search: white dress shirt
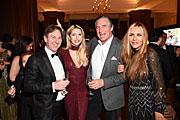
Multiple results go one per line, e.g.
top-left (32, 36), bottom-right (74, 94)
top-left (162, 45), bottom-right (166, 50)
top-left (45, 46), bottom-right (65, 101)
top-left (91, 35), bottom-right (113, 79)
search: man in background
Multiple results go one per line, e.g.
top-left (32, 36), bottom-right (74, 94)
top-left (149, 30), bottom-right (174, 94)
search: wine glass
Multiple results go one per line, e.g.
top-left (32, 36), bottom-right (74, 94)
top-left (87, 72), bottom-right (94, 96)
top-left (61, 72), bottom-right (69, 96)
top-left (0, 58), bottom-right (4, 65)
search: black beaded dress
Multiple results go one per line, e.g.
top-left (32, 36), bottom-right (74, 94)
top-left (128, 46), bottom-right (166, 120)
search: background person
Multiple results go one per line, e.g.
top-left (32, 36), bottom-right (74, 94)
top-left (0, 33), bottom-right (15, 57)
top-left (148, 30), bottom-right (174, 94)
top-left (9, 35), bottom-right (33, 84)
top-left (8, 51), bottom-right (33, 120)
top-left (161, 32), bottom-right (176, 77)
top-left (0, 35), bottom-right (17, 120)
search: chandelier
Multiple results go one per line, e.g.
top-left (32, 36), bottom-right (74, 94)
top-left (92, 0), bottom-right (111, 15)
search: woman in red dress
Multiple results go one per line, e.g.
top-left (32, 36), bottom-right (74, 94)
top-left (58, 24), bottom-right (89, 120)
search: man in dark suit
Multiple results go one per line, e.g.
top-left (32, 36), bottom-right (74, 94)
top-left (162, 32), bottom-right (176, 72)
top-left (86, 16), bottom-right (125, 120)
top-left (24, 25), bottom-right (70, 120)
top-left (149, 30), bottom-right (174, 94)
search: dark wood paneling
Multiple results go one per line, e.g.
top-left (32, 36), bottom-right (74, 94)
top-left (43, 12), bottom-right (65, 29)
top-left (0, 0), bottom-right (39, 51)
top-left (177, 0), bottom-right (180, 25)
top-left (129, 10), bottom-right (151, 32)
top-left (118, 21), bottom-right (128, 40)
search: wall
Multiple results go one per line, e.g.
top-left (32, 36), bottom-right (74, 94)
top-left (153, 12), bottom-right (177, 28)
top-left (38, 11), bottom-right (177, 31)
top-left (0, 0), bottom-right (39, 51)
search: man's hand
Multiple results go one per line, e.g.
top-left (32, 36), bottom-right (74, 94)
top-left (54, 79), bottom-right (70, 91)
top-left (88, 79), bottom-right (104, 90)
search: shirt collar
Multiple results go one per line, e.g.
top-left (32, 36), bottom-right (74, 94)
top-left (98, 35), bottom-right (114, 46)
top-left (45, 46), bottom-right (56, 57)
top-left (150, 42), bottom-right (158, 45)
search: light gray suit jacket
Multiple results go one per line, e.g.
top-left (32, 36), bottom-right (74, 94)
top-left (88, 36), bottom-right (125, 111)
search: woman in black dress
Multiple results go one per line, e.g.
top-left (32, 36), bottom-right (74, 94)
top-left (8, 51), bottom-right (33, 120)
top-left (120, 22), bottom-right (166, 120)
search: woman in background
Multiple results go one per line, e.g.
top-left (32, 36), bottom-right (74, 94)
top-left (120, 22), bottom-right (166, 120)
top-left (1, 34), bottom-right (15, 57)
top-left (0, 35), bottom-right (17, 120)
top-left (8, 51), bottom-right (33, 120)
top-left (9, 35), bottom-right (33, 83)
top-left (58, 24), bottom-right (89, 120)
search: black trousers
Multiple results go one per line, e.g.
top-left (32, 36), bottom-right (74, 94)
top-left (53, 101), bottom-right (62, 120)
top-left (19, 96), bottom-right (32, 120)
top-left (32, 101), bottom-right (62, 120)
top-left (86, 90), bottom-right (120, 120)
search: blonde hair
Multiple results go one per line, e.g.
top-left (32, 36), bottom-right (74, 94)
top-left (121, 22), bottom-right (149, 81)
top-left (64, 24), bottom-right (88, 68)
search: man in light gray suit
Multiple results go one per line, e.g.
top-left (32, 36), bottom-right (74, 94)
top-left (86, 16), bottom-right (125, 120)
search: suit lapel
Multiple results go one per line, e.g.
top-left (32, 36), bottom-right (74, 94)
top-left (41, 49), bottom-right (56, 81)
top-left (89, 37), bottom-right (98, 60)
top-left (89, 37), bottom-right (119, 78)
top-left (101, 37), bottom-right (118, 77)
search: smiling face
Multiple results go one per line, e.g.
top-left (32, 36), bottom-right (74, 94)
top-left (69, 28), bottom-right (82, 46)
top-left (44, 29), bottom-right (62, 52)
top-left (95, 18), bottom-right (113, 45)
top-left (129, 26), bottom-right (144, 50)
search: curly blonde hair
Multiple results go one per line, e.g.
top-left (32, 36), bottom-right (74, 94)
top-left (64, 24), bottom-right (88, 68)
top-left (121, 22), bottom-right (149, 81)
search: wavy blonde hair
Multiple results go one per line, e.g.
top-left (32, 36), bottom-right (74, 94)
top-left (121, 22), bottom-right (149, 81)
top-left (64, 24), bottom-right (88, 68)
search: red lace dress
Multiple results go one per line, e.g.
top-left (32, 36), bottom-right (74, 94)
top-left (59, 48), bottom-right (89, 120)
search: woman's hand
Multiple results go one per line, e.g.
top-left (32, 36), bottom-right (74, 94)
top-left (118, 62), bottom-right (124, 73)
top-left (8, 86), bottom-right (16, 98)
top-left (155, 112), bottom-right (167, 120)
top-left (56, 19), bottom-right (63, 31)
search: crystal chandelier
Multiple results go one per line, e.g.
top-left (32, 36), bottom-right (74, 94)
top-left (92, 0), bottom-right (111, 15)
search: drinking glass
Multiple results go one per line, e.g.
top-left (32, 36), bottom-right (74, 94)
top-left (87, 72), bottom-right (94, 96)
top-left (61, 72), bottom-right (69, 96)
top-left (0, 58), bottom-right (4, 65)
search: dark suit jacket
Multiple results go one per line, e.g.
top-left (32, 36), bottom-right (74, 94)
top-left (149, 43), bottom-right (174, 92)
top-left (88, 36), bottom-right (125, 111)
top-left (166, 45), bottom-right (176, 71)
top-left (24, 49), bottom-right (61, 120)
